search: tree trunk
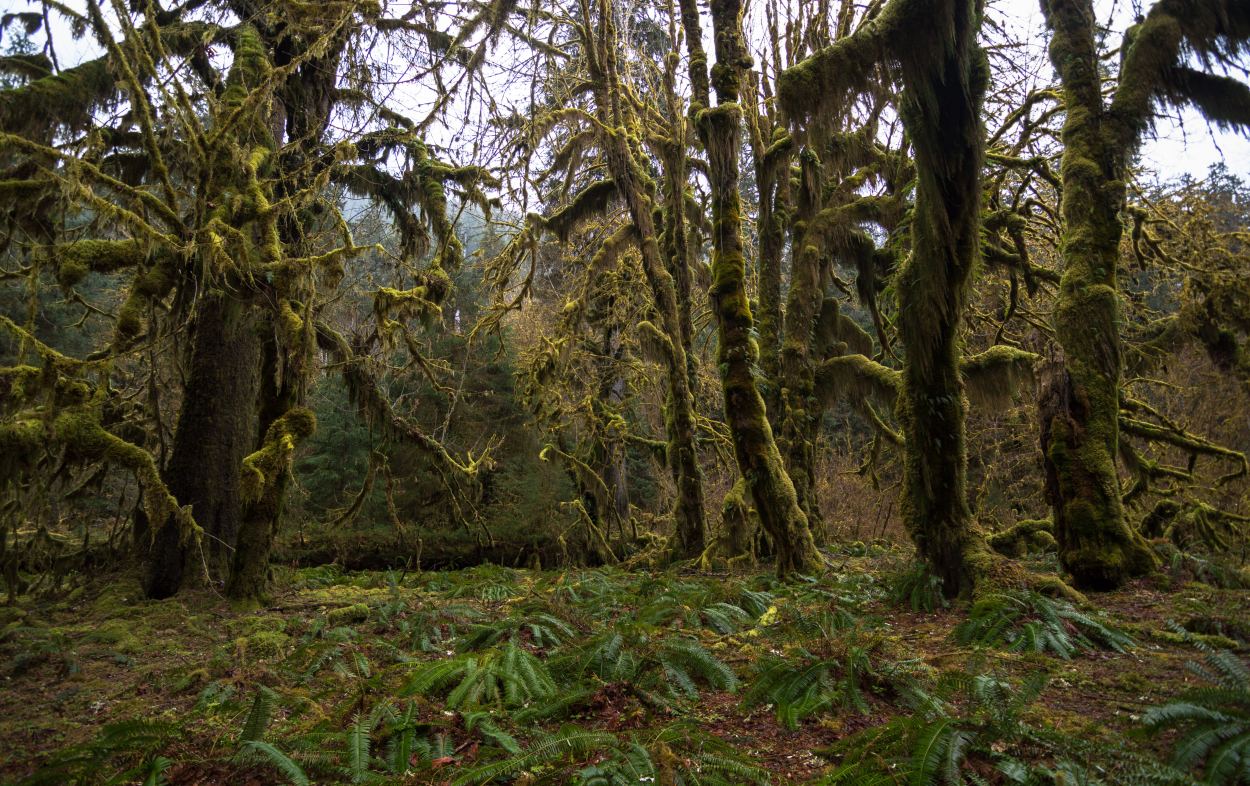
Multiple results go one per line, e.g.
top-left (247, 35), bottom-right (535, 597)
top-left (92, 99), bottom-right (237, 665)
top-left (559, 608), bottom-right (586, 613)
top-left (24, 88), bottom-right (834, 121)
top-left (585, 4), bottom-right (706, 559)
top-left (778, 171), bottom-right (829, 539)
top-left (698, 0), bottom-right (821, 577)
top-left (600, 326), bottom-right (631, 545)
top-left (226, 330), bottom-right (315, 605)
top-left (1039, 0), bottom-right (1157, 589)
top-left (893, 0), bottom-right (989, 599)
top-left (753, 124), bottom-right (790, 432)
top-left (144, 293), bottom-right (262, 599)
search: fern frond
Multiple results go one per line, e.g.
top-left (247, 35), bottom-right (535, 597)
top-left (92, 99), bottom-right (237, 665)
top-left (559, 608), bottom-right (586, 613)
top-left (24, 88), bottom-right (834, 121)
top-left (238, 741), bottom-right (311, 786)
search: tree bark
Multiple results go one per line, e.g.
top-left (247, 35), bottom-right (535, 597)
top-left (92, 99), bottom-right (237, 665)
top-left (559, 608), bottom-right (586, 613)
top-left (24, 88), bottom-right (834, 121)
top-left (144, 293), bottom-right (262, 599)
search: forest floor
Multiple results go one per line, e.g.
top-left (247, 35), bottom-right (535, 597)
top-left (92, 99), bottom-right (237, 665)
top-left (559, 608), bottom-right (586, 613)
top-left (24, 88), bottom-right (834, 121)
top-left (1, 546), bottom-right (1246, 785)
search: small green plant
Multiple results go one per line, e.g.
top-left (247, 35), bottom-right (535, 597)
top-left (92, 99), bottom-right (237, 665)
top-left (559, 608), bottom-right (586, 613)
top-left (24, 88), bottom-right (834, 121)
top-left (954, 591), bottom-right (1133, 658)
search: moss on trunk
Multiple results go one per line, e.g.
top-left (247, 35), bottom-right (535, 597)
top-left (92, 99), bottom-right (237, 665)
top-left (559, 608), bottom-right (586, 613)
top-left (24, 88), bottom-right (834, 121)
top-left (1039, 0), bottom-right (1160, 589)
top-left (891, 0), bottom-right (989, 599)
top-left (226, 405), bottom-right (316, 606)
top-left (694, 0), bottom-right (821, 577)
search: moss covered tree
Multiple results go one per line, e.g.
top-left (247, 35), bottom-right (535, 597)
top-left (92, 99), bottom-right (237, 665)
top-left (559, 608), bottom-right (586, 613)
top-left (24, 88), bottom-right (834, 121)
top-left (671, 0), bottom-right (824, 576)
top-left (0, 0), bottom-right (506, 604)
top-left (1038, 0), bottom-right (1250, 589)
top-left (781, 0), bottom-right (995, 596)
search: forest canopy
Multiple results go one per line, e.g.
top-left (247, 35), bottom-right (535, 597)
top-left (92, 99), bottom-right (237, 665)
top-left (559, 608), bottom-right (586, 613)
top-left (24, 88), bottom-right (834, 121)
top-left (1, 0), bottom-right (1250, 782)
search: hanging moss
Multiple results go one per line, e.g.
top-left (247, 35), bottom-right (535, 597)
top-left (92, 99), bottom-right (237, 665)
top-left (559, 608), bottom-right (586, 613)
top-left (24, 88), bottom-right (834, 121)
top-left (0, 57), bottom-right (115, 136)
top-left (52, 239), bottom-right (145, 289)
top-left (960, 346), bottom-right (1037, 409)
top-left (814, 353), bottom-right (901, 411)
top-left (49, 402), bottom-right (191, 543)
top-left (542, 179), bottom-right (617, 243)
top-left (814, 298), bottom-right (874, 358)
top-left (0, 21), bottom-right (219, 136)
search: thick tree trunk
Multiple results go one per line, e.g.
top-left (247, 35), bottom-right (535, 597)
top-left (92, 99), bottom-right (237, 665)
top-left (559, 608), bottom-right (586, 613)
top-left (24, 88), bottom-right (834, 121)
top-left (144, 294), bottom-right (262, 599)
top-left (894, 0), bottom-right (988, 599)
top-left (698, 0), bottom-right (821, 577)
top-left (1039, 0), bottom-right (1157, 589)
top-left (221, 26), bottom-right (342, 604)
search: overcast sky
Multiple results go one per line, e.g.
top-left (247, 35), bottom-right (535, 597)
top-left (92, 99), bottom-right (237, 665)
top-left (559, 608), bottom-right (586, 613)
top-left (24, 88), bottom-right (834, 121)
top-left (9, 0), bottom-right (1249, 180)
top-left (992, 0), bottom-right (1250, 179)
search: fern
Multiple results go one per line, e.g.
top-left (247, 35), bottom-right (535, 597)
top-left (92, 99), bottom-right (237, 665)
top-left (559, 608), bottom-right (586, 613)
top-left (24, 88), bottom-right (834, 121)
top-left (238, 741), bottom-right (311, 786)
top-left (656, 636), bottom-right (738, 699)
top-left (238, 686), bottom-right (279, 743)
top-left (817, 669), bottom-right (1049, 786)
top-left (402, 642), bottom-right (556, 708)
top-left (1144, 645), bottom-right (1250, 785)
top-left (463, 709), bottom-right (523, 754)
top-left (17, 718), bottom-right (180, 786)
top-left (451, 726), bottom-right (619, 784)
top-left (746, 655), bottom-right (842, 728)
top-left (888, 562), bottom-right (948, 613)
top-left (461, 611), bottom-right (575, 652)
top-left (954, 591), bottom-right (1133, 658)
top-left (347, 712), bottom-right (374, 782)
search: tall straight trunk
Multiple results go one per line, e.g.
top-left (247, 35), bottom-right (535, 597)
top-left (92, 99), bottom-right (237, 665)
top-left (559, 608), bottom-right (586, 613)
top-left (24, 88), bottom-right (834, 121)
top-left (600, 326), bottom-right (631, 544)
top-left (894, 0), bottom-right (988, 599)
top-left (697, 0), bottom-right (821, 577)
top-left (144, 294), bottom-right (261, 598)
top-left (1038, 0), bottom-right (1157, 589)
top-left (225, 344), bottom-right (315, 605)
top-left (753, 128), bottom-right (790, 430)
top-left (778, 179), bottom-right (829, 538)
top-left (586, 1), bottom-right (706, 559)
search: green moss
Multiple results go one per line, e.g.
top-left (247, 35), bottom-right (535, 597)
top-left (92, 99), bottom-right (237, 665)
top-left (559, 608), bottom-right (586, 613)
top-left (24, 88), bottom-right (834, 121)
top-left (85, 620), bottom-right (140, 653)
top-left (239, 630), bottom-right (290, 659)
top-left (229, 615), bottom-right (287, 636)
top-left (326, 603), bottom-right (370, 625)
top-left (240, 407), bottom-right (318, 504)
top-left (1039, 0), bottom-right (1162, 590)
top-left (988, 519), bottom-right (1057, 558)
top-left (52, 239), bottom-right (144, 289)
